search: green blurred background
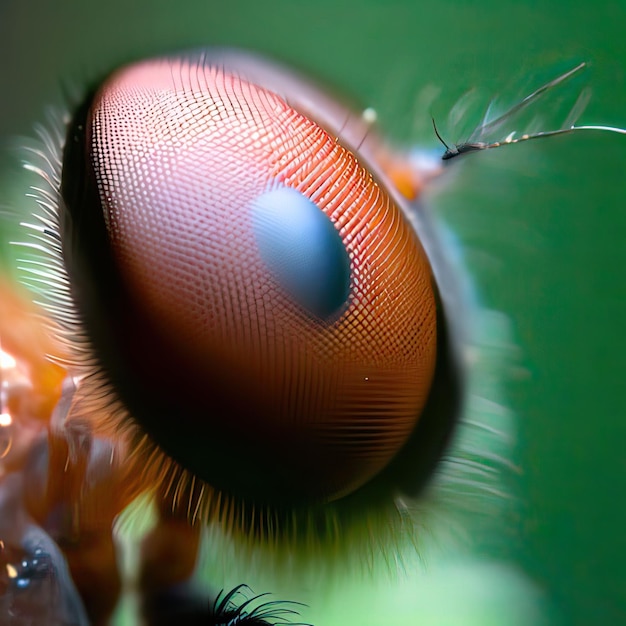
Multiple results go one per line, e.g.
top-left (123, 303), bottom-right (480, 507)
top-left (1, 1), bottom-right (625, 624)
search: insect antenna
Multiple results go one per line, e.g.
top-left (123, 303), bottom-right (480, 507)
top-left (473, 62), bottom-right (587, 140)
top-left (437, 61), bottom-right (626, 160)
top-left (431, 116), bottom-right (452, 151)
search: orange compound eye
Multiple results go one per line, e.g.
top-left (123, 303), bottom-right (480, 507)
top-left (60, 53), bottom-right (449, 506)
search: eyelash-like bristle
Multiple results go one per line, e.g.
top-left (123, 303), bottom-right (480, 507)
top-left (14, 108), bottom-right (91, 364)
top-left (208, 584), bottom-right (309, 626)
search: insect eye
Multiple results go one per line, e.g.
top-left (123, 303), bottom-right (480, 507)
top-left (58, 51), bottom-right (461, 513)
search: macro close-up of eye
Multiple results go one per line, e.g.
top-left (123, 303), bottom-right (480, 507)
top-left (58, 50), bottom-right (456, 511)
top-left (2, 48), bottom-right (471, 626)
top-left (1, 3), bottom-right (626, 625)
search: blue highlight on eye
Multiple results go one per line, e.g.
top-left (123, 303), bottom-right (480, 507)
top-left (251, 186), bottom-right (351, 319)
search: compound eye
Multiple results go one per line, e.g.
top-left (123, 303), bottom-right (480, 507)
top-left (61, 56), bottom-right (438, 505)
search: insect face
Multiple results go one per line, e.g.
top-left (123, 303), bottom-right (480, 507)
top-left (5, 48), bottom-right (623, 624)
